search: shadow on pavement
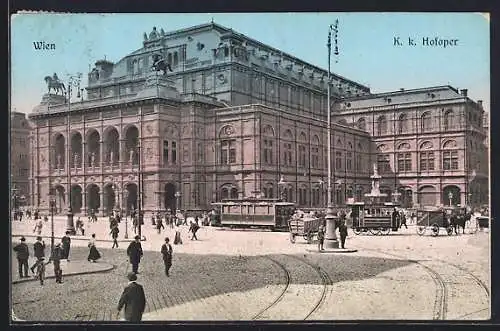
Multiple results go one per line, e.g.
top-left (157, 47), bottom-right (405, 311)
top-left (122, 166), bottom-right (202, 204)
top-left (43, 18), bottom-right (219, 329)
top-left (12, 246), bottom-right (412, 321)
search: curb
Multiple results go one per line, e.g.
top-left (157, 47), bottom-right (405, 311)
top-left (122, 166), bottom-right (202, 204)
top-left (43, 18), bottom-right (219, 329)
top-left (12, 234), bottom-right (131, 244)
top-left (12, 262), bottom-right (115, 284)
top-left (306, 248), bottom-right (358, 253)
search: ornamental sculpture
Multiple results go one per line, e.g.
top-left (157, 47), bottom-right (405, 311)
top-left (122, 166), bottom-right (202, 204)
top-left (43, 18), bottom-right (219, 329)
top-left (151, 53), bottom-right (172, 75)
top-left (44, 73), bottom-right (66, 95)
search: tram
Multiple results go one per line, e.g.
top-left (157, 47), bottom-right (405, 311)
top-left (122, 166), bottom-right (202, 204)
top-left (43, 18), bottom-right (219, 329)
top-left (211, 198), bottom-right (296, 231)
top-left (348, 201), bottom-right (400, 235)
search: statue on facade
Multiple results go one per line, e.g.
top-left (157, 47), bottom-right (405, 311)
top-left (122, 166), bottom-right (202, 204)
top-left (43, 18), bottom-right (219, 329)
top-left (160, 28), bottom-right (165, 36)
top-left (129, 149), bottom-right (134, 164)
top-left (373, 163), bottom-right (378, 177)
top-left (57, 154), bottom-right (62, 169)
top-left (149, 27), bottom-right (159, 40)
top-left (109, 151), bottom-right (114, 165)
top-left (74, 153), bottom-right (79, 168)
top-left (90, 152), bottom-right (95, 167)
top-left (151, 53), bottom-right (172, 75)
top-left (143, 32), bottom-right (148, 41)
top-left (44, 72), bottom-right (66, 95)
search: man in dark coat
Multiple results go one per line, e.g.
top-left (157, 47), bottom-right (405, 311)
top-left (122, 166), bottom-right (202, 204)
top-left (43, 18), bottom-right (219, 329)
top-left (339, 219), bottom-right (348, 249)
top-left (161, 237), bottom-right (173, 277)
top-left (392, 208), bottom-right (400, 229)
top-left (117, 272), bottom-right (146, 322)
top-left (49, 243), bottom-right (63, 283)
top-left (13, 237), bottom-right (29, 278)
top-left (30, 236), bottom-right (46, 274)
top-left (61, 231), bottom-right (71, 260)
top-left (127, 236), bottom-right (143, 274)
top-left (110, 224), bottom-right (120, 249)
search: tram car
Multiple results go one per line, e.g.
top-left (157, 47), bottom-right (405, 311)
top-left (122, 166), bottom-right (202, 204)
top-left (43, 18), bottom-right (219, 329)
top-left (211, 198), bottom-right (296, 231)
top-left (348, 201), bottom-right (400, 235)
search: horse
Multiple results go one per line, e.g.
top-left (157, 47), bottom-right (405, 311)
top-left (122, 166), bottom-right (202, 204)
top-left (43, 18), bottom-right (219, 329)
top-left (151, 54), bottom-right (173, 75)
top-left (449, 212), bottom-right (468, 234)
top-left (44, 76), bottom-right (66, 95)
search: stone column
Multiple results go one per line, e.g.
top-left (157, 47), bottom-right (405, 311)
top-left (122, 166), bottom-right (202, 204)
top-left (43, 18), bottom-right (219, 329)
top-left (82, 186), bottom-right (87, 216)
top-left (100, 190), bottom-right (105, 217)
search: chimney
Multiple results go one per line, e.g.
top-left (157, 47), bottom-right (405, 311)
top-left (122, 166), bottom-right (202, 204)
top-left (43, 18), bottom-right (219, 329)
top-left (460, 89), bottom-right (468, 97)
top-left (477, 100), bottom-right (483, 108)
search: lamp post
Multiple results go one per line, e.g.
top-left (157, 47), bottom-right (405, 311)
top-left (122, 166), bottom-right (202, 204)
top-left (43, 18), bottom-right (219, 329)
top-left (64, 72), bottom-right (82, 235)
top-left (448, 191), bottom-right (453, 207)
top-left (318, 179), bottom-right (325, 207)
top-left (278, 176), bottom-right (287, 202)
top-left (124, 189), bottom-right (129, 239)
top-left (175, 191), bottom-right (181, 212)
top-left (49, 192), bottom-right (56, 253)
top-left (325, 21), bottom-right (340, 249)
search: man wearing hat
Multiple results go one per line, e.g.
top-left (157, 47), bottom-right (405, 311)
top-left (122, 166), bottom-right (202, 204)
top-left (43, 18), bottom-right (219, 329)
top-left (317, 225), bottom-right (325, 251)
top-left (13, 237), bottom-right (29, 278)
top-left (49, 243), bottom-right (63, 283)
top-left (30, 236), bottom-right (46, 275)
top-left (117, 272), bottom-right (146, 322)
top-left (126, 236), bottom-right (143, 274)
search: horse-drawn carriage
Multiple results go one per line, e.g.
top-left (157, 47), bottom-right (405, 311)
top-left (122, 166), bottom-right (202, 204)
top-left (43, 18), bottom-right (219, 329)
top-left (349, 201), bottom-right (400, 235)
top-left (416, 206), bottom-right (476, 236)
top-left (288, 211), bottom-right (324, 243)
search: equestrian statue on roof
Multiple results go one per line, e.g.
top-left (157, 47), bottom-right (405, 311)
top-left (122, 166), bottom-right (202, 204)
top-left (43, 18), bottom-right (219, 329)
top-left (151, 53), bottom-right (173, 75)
top-left (44, 73), bottom-right (66, 95)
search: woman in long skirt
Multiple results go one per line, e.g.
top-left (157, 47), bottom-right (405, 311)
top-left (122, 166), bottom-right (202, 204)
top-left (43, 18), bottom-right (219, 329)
top-left (87, 233), bottom-right (101, 262)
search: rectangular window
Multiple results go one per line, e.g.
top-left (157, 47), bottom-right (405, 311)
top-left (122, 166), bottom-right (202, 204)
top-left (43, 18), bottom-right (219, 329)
top-left (346, 152), bottom-right (353, 171)
top-left (171, 142), bottom-right (177, 164)
top-left (377, 154), bottom-right (391, 173)
top-left (335, 151), bottom-right (342, 170)
top-left (311, 147), bottom-right (319, 168)
top-left (221, 140), bottom-right (236, 164)
top-left (355, 154), bottom-right (362, 171)
top-left (419, 151), bottom-right (434, 171)
top-left (264, 140), bottom-right (273, 165)
top-left (163, 141), bottom-right (169, 165)
top-left (397, 152), bottom-right (412, 172)
top-left (283, 143), bottom-right (292, 166)
top-left (299, 145), bottom-right (306, 167)
top-left (197, 143), bottom-right (204, 162)
top-left (442, 151), bottom-right (458, 170)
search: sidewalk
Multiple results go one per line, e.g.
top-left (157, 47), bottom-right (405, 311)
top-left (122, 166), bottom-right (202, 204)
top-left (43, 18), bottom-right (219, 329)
top-left (12, 259), bottom-right (114, 284)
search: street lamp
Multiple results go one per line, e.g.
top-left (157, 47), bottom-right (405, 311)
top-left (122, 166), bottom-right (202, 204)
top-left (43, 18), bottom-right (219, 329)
top-left (325, 21), bottom-right (340, 249)
top-left (175, 191), bottom-right (181, 212)
top-left (448, 192), bottom-right (453, 207)
top-left (49, 192), bottom-right (56, 253)
top-left (278, 176), bottom-right (287, 202)
top-left (124, 189), bottom-right (129, 239)
top-left (63, 72), bottom-right (82, 235)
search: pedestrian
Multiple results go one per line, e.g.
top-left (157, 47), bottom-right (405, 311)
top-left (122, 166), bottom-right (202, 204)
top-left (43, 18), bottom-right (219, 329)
top-left (35, 257), bottom-right (49, 285)
top-left (13, 236), bottom-right (29, 278)
top-left (161, 237), bottom-right (173, 277)
top-left (151, 213), bottom-right (156, 226)
top-left (173, 230), bottom-right (183, 245)
top-left (110, 224), bottom-right (120, 249)
top-left (87, 234), bottom-right (101, 262)
top-left (30, 236), bottom-right (46, 275)
top-left (116, 272), bottom-right (146, 322)
top-left (392, 208), bottom-right (400, 229)
top-left (189, 221), bottom-right (199, 240)
top-left (317, 226), bottom-right (325, 251)
top-left (132, 216), bottom-right (139, 235)
top-left (27, 209), bottom-right (32, 220)
top-left (75, 217), bottom-right (84, 235)
top-left (44, 215), bottom-right (48, 222)
top-left (399, 211), bottom-right (408, 229)
top-left (33, 218), bottom-right (43, 236)
top-left (156, 215), bottom-right (164, 234)
top-left (34, 209), bottom-right (39, 220)
top-left (48, 243), bottom-right (63, 283)
top-left (61, 231), bottom-right (71, 261)
top-left (339, 219), bottom-right (348, 249)
top-left (127, 235), bottom-right (143, 274)
top-left (19, 210), bottom-right (24, 222)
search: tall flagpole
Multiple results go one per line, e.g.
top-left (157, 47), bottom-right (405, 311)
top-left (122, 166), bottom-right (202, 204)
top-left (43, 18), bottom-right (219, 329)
top-left (324, 20), bottom-right (340, 249)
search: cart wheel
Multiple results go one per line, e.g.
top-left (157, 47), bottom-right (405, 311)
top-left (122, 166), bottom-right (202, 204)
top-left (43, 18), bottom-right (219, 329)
top-left (353, 227), bottom-right (361, 235)
top-left (369, 228), bottom-right (381, 236)
top-left (417, 226), bottom-right (426, 236)
top-left (447, 226), bottom-right (454, 236)
top-left (431, 224), bottom-right (439, 236)
top-left (289, 233), bottom-right (296, 244)
top-left (306, 232), bottom-right (313, 244)
top-left (380, 228), bottom-right (390, 235)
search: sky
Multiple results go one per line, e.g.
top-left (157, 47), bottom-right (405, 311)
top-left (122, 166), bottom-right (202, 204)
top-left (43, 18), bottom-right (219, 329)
top-left (10, 12), bottom-right (490, 114)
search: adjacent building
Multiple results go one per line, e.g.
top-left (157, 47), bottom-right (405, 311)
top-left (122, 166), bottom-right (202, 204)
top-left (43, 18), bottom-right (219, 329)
top-left (10, 111), bottom-right (31, 208)
top-left (27, 23), bottom-right (488, 216)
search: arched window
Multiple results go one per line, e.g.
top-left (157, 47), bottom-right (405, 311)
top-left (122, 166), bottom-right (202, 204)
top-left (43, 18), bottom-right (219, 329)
top-left (442, 140), bottom-right (459, 170)
top-left (398, 114), bottom-right (408, 134)
top-left (377, 116), bottom-right (387, 135)
top-left (421, 112), bottom-right (432, 132)
top-left (443, 109), bottom-right (454, 131)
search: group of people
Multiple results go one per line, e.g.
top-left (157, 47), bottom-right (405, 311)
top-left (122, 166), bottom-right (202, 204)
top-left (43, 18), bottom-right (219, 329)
top-left (12, 232), bottom-right (72, 285)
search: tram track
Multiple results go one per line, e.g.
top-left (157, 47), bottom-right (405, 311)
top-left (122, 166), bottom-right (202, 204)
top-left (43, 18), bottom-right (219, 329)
top-left (252, 254), bottom-right (330, 320)
top-left (354, 244), bottom-right (489, 320)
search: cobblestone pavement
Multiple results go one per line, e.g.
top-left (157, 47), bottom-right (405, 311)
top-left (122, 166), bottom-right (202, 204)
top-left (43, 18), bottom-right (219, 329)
top-left (11, 217), bottom-right (490, 321)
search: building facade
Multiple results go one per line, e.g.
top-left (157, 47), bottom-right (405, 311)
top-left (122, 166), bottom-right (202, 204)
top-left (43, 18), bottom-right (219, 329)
top-left (27, 23), bottom-right (488, 215)
top-left (10, 111), bottom-right (31, 208)
top-left (332, 86), bottom-right (489, 208)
